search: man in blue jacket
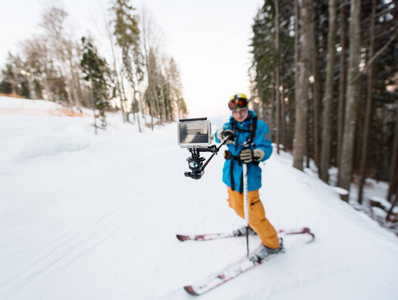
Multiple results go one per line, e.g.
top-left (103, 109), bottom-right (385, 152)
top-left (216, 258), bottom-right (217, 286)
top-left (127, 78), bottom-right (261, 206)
top-left (215, 93), bottom-right (282, 262)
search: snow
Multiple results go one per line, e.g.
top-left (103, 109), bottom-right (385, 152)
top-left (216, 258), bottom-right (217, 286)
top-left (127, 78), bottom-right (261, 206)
top-left (1, 97), bottom-right (398, 300)
top-left (0, 96), bottom-right (63, 110)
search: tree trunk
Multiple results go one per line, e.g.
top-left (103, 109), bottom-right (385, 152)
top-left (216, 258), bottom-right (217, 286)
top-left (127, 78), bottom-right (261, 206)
top-left (293, 0), bottom-right (314, 171)
top-left (121, 76), bottom-right (129, 122)
top-left (386, 187), bottom-right (398, 222)
top-left (337, 0), bottom-right (348, 174)
top-left (312, 13), bottom-right (321, 173)
top-left (105, 14), bottom-right (125, 122)
top-left (338, 0), bottom-right (361, 202)
top-left (270, 72), bottom-right (275, 140)
top-left (293, 0), bottom-right (299, 153)
top-left (357, 0), bottom-right (376, 204)
top-left (67, 53), bottom-right (81, 110)
top-left (320, 0), bottom-right (337, 183)
top-left (280, 77), bottom-right (286, 148)
top-left (387, 106), bottom-right (398, 203)
top-left (275, 0), bottom-right (281, 154)
top-left (133, 90), bottom-right (142, 132)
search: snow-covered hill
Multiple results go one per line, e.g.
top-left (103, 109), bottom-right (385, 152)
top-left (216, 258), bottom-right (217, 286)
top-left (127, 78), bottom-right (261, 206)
top-left (1, 97), bottom-right (398, 300)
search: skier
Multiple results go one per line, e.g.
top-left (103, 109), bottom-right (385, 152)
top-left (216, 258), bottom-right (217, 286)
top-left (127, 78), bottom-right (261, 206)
top-left (215, 93), bottom-right (283, 262)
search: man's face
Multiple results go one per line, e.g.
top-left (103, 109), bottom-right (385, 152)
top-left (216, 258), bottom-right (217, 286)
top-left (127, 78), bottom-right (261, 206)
top-left (232, 108), bottom-right (248, 122)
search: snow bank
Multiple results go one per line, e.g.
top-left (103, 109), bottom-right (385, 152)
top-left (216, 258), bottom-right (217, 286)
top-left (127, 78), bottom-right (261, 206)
top-left (14, 125), bottom-right (91, 162)
top-left (0, 115), bottom-right (92, 166)
top-left (0, 96), bottom-right (63, 110)
top-left (0, 96), bottom-right (92, 117)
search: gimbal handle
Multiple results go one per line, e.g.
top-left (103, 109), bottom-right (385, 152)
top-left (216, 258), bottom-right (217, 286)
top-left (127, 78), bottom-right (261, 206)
top-left (185, 134), bottom-right (232, 179)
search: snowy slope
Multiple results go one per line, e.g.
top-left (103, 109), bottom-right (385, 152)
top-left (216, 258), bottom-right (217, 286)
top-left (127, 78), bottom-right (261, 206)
top-left (1, 97), bottom-right (398, 300)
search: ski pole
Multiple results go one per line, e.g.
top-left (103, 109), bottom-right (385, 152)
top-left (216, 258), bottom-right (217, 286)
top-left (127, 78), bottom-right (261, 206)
top-left (243, 162), bottom-right (250, 258)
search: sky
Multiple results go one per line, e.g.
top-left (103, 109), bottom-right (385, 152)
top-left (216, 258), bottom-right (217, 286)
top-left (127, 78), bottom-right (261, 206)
top-left (0, 0), bottom-right (264, 117)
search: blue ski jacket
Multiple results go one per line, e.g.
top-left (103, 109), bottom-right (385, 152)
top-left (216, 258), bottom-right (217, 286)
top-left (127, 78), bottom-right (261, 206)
top-left (215, 111), bottom-right (272, 192)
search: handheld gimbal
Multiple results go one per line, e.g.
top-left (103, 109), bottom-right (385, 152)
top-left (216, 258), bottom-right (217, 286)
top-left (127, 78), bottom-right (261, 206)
top-left (184, 139), bottom-right (229, 180)
top-left (177, 117), bottom-right (235, 180)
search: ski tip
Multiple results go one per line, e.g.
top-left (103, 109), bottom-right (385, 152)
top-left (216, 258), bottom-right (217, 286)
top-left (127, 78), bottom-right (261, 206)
top-left (176, 234), bottom-right (189, 242)
top-left (304, 228), bottom-right (316, 243)
top-left (184, 285), bottom-right (199, 296)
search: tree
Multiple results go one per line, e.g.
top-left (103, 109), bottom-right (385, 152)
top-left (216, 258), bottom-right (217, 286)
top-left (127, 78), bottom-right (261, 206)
top-left (1, 53), bottom-right (19, 95)
top-left (111, 0), bottom-right (142, 124)
top-left (338, 0), bottom-right (361, 201)
top-left (40, 5), bottom-right (82, 108)
top-left (310, 1), bottom-right (327, 172)
top-left (293, 0), bottom-right (314, 171)
top-left (320, 0), bottom-right (337, 183)
top-left (248, 0), bottom-right (398, 211)
top-left (357, 0), bottom-right (376, 204)
top-left (249, 5), bottom-right (276, 126)
top-left (337, 0), bottom-right (348, 169)
top-left (249, 0), bottom-right (295, 148)
top-left (141, 6), bottom-right (167, 128)
top-left (81, 36), bottom-right (110, 132)
top-left (275, 0), bottom-right (281, 154)
top-left (166, 57), bottom-right (188, 119)
top-left (387, 105), bottom-right (398, 203)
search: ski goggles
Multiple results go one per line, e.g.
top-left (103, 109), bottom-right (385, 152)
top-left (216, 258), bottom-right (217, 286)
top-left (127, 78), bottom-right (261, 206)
top-left (228, 98), bottom-right (248, 111)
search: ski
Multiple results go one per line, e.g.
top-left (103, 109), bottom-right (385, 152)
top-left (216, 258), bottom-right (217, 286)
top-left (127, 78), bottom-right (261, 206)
top-left (183, 251), bottom-right (282, 296)
top-left (176, 231), bottom-right (236, 242)
top-left (182, 229), bottom-right (315, 296)
top-left (177, 227), bottom-right (315, 243)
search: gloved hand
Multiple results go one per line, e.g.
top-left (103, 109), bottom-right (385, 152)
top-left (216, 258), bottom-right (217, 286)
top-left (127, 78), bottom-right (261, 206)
top-left (239, 148), bottom-right (265, 163)
top-left (216, 129), bottom-right (236, 144)
top-left (253, 149), bottom-right (265, 161)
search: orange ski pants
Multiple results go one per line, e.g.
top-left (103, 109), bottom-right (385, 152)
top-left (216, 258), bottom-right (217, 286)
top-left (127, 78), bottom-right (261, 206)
top-left (227, 187), bottom-right (280, 249)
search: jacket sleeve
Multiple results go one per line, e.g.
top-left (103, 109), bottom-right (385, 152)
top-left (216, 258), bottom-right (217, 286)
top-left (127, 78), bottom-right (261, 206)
top-left (254, 120), bottom-right (273, 161)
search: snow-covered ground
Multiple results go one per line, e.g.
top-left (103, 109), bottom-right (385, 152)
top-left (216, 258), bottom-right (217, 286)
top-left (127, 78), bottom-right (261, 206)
top-left (1, 97), bottom-right (398, 300)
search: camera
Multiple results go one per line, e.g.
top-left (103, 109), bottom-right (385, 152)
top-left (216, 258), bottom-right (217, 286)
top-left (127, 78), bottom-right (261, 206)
top-left (178, 118), bottom-right (212, 148)
top-left (178, 118), bottom-right (233, 180)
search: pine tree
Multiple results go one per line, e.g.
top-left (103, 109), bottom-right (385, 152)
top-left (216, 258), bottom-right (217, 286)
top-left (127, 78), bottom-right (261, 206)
top-left (249, 0), bottom-right (295, 147)
top-left (1, 53), bottom-right (19, 95)
top-left (111, 0), bottom-right (142, 124)
top-left (338, 0), bottom-right (361, 201)
top-left (320, 0), bottom-right (337, 183)
top-left (166, 57), bottom-right (188, 119)
top-left (80, 36), bottom-right (110, 131)
top-left (293, 0), bottom-right (314, 171)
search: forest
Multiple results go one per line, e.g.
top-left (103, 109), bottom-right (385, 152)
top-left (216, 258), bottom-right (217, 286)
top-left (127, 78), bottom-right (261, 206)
top-left (249, 0), bottom-right (398, 209)
top-left (1, 0), bottom-right (397, 211)
top-left (0, 0), bottom-right (188, 131)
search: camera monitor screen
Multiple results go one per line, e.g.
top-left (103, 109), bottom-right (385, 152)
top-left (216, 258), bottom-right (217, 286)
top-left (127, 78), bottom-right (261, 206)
top-left (178, 118), bottom-right (211, 148)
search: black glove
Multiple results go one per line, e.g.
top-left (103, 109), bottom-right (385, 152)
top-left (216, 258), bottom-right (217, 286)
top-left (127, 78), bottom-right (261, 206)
top-left (217, 129), bottom-right (236, 144)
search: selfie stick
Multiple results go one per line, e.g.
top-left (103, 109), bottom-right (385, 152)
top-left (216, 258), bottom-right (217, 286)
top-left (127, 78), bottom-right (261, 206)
top-left (198, 136), bottom-right (231, 172)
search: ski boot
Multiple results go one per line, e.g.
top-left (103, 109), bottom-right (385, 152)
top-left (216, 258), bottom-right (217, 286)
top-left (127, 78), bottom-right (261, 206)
top-left (250, 238), bottom-right (284, 263)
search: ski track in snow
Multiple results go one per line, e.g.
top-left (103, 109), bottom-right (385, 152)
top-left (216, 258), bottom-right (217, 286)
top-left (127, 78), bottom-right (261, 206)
top-left (1, 98), bottom-right (398, 300)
